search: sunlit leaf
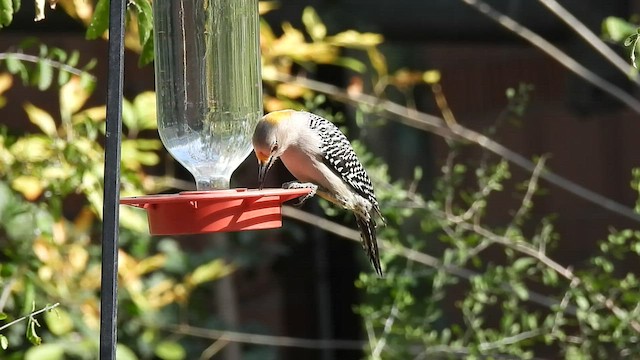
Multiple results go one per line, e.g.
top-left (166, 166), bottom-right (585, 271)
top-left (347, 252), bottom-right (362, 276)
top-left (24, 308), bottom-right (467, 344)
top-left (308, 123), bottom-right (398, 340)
top-left (34, 0), bottom-right (45, 21)
top-left (72, 105), bottom-right (106, 124)
top-left (44, 308), bottom-right (74, 335)
top-left (0, 0), bottom-right (13, 27)
top-left (132, 91), bottom-right (157, 130)
top-left (24, 103), bottom-right (57, 137)
top-left (155, 341), bottom-right (186, 360)
top-left (12, 175), bottom-right (45, 200)
top-left (60, 76), bottom-right (91, 115)
top-left (423, 70), bottom-right (441, 84)
top-left (116, 344), bottom-right (139, 360)
top-left (302, 7), bottom-right (326, 41)
top-left (258, 1), bottom-right (278, 15)
top-left (0, 334), bottom-right (7, 350)
top-left (602, 16), bottom-right (637, 42)
top-left (367, 47), bottom-right (387, 78)
top-left (276, 83), bottom-right (309, 99)
top-left (25, 343), bottom-right (65, 360)
top-left (0, 312), bottom-right (6, 320)
top-left (0, 73), bottom-right (12, 108)
top-left (326, 30), bottom-right (384, 48)
top-left (186, 259), bottom-right (235, 288)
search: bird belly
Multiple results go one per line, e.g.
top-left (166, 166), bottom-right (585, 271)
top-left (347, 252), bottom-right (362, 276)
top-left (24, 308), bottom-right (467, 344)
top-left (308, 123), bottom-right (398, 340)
top-left (280, 148), bottom-right (359, 209)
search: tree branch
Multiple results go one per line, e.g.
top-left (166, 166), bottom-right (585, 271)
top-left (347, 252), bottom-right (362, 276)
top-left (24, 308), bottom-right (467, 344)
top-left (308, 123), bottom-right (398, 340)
top-left (0, 53), bottom-right (96, 80)
top-left (460, 0), bottom-right (640, 114)
top-left (162, 323), bottom-right (364, 350)
top-left (0, 303), bottom-right (60, 332)
top-left (268, 73), bottom-right (640, 224)
top-left (281, 206), bottom-right (576, 315)
top-left (536, 0), bottom-right (638, 84)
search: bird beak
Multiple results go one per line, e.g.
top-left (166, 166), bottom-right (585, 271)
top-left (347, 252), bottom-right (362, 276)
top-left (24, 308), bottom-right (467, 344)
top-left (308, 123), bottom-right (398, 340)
top-left (258, 156), bottom-right (274, 190)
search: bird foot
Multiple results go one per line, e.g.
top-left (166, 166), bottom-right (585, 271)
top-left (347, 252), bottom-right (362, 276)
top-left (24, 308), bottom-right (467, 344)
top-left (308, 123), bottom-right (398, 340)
top-left (283, 181), bottom-right (317, 206)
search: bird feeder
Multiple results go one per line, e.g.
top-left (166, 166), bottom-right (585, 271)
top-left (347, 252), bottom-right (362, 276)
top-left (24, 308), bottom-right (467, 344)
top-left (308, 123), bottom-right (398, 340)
top-left (120, 0), bottom-right (309, 235)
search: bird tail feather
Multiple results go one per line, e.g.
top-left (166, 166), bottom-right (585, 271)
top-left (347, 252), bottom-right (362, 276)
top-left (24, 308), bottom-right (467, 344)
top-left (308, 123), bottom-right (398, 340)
top-left (356, 214), bottom-right (383, 277)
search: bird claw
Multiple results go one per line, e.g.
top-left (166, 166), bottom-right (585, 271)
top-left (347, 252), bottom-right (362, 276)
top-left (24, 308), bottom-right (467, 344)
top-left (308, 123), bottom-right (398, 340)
top-left (283, 181), bottom-right (317, 206)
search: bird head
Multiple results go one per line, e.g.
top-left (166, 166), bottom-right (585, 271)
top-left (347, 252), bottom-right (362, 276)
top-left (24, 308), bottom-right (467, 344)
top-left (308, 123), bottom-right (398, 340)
top-left (252, 110), bottom-right (295, 189)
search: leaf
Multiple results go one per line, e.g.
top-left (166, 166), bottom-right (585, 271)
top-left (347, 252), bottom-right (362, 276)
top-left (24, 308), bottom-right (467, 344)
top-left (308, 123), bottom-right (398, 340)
top-left (186, 259), bottom-right (235, 288)
top-left (0, 312), bottom-right (7, 320)
top-left (367, 47), bottom-right (387, 78)
top-left (5, 54), bottom-right (26, 77)
top-left (24, 103), bottom-right (57, 136)
top-left (132, 91), bottom-right (157, 130)
top-left (333, 57), bottom-right (367, 73)
top-left (25, 343), bottom-right (65, 360)
top-left (12, 175), bottom-right (45, 200)
top-left (576, 296), bottom-right (590, 310)
top-left (10, 135), bottom-right (53, 162)
top-left (139, 33), bottom-right (155, 66)
top-left (36, 59), bottom-right (54, 90)
top-left (44, 308), bottom-right (74, 335)
top-left (0, 0), bottom-right (13, 27)
top-left (154, 341), bottom-right (186, 360)
top-left (624, 33), bottom-right (638, 46)
top-left (133, 0), bottom-right (153, 45)
top-left (302, 7), bottom-right (326, 41)
top-left (512, 257), bottom-right (536, 272)
top-left (258, 1), bottom-right (279, 15)
top-left (423, 70), bottom-right (441, 84)
top-left (511, 282), bottom-right (529, 300)
top-left (26, 316), bottom-right (42, 346)
top-left (86, 0), bottom-right (109, 39)
top-left (116, 344), bottom-right (139, 360)
top-left (34, 0), bottom-right (45, 21)
top-left (327, 30), bottom-right (384, 48)
top-left (60, 76), bottom-right (91, 115)
top-left (0, 334), bottom-right (7, 350)
top-left (602, 17), bottom-right (637, 42)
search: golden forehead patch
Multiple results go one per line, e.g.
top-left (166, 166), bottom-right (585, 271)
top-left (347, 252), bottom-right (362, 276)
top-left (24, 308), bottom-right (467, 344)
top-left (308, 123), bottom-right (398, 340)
top-left (264, 110), bottom-right (294, 124)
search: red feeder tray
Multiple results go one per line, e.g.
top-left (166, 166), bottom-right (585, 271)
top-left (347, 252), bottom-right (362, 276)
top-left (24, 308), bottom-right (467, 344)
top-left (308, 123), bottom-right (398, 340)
top-left (120, 188), bottom-right (311, 235)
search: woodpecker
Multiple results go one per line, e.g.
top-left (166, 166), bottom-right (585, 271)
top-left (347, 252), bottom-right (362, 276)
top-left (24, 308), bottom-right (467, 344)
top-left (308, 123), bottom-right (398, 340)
top-left (252, 109), bottom-right (384, 276)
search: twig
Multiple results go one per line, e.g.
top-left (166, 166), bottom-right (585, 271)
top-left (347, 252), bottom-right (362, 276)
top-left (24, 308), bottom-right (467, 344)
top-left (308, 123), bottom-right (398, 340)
top-left (0, 302), bottom-right (60, 332)
top-left (536, 0), bottom-right (638, 83)
top-left (200, 339), bottom-right (230, 359)
top-left (460, 0), bottom-right (640, 114)
top-left (479, 329), bottom-right (543, 351)
top-left (437, 209), bottom-right (640, 334)
top-left (282, 206), bottom-right (575, 315)
top-left (268, 73), bottom-right (640, 224)
top-left (0, 52), bottom-right (96, 80)
top-left (162, 323), bottom-right (364, 350)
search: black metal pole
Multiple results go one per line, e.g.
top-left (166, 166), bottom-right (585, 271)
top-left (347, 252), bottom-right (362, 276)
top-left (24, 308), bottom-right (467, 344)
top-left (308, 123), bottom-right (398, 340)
top-left (99, 0), bottom-right (126, 356)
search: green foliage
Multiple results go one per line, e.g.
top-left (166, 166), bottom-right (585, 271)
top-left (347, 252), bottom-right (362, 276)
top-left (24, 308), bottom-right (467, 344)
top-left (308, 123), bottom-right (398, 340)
top-left (602, 16), bottom-right (640, 68)
top-left (0, 0), bottom-right (20, 28)
top-left (86, 0), bottom-right (155, 66)
top-left (1, 41), bottom-right (96, 90)
top-left (0, 44), bottom-right (234, 359)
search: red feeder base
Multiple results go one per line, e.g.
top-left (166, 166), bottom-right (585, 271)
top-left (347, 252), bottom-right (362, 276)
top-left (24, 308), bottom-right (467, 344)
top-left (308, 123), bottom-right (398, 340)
top-left (120, 188), bottom-right (311, 235)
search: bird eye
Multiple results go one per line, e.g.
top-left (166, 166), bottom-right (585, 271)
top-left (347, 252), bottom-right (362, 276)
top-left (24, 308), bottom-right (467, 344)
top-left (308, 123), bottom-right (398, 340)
top-left (271, 143), bottom-right (279, 153)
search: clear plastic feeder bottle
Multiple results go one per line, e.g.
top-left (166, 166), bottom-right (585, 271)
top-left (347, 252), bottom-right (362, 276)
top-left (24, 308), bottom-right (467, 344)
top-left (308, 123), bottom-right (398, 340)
top-left (153, 0), bottom-right (262, 190)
